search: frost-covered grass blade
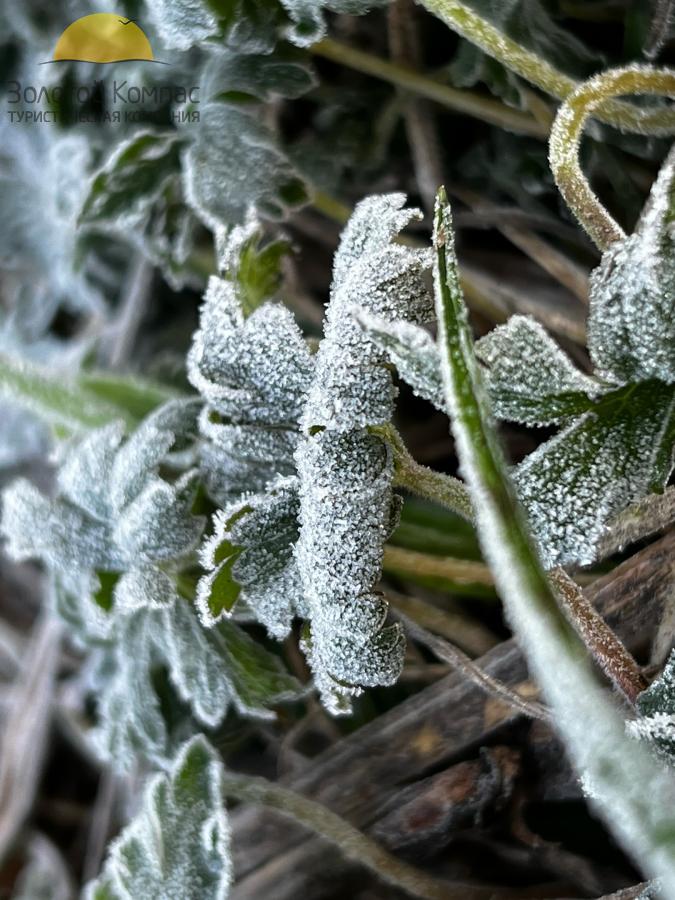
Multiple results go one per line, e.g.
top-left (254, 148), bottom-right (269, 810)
top-left (433, 186), bottom-right (675, 894)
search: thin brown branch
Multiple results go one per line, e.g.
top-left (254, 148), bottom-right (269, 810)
top-left (549, 568), bottom-right (647, 704)
top-left (399, 611), bottom-right (551, 721)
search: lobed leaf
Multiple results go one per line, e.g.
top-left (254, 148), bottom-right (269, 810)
top-left (197, 476), bottom-right (306, 637)
top-left (475, 314), bottom-right (603, 426)
top-left (588, 145), bottom-right (675, 385)
top-left (85, 736), bottom-right (231, 900)
top-left (184, 102), bottom-right (308, 228)
top-left (296, 194), bottom-right (431, 712)
top-left (515, 381), bottom-right (675, 566)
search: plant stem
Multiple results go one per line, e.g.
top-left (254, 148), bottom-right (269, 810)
top-left (383, 544), bottom-right (493, 587)
top-left (375, 423), bottom-right (474, 521)
top-left (399, 611), bottom-right (550, 720)
top-left (311, 37), bottom-right (548, 138)
top-left (550, 66), bottom-right (675, 250)
top-left (549, 568), bottom-right (648, 704)
top-left (312, 188), bottom-right (351, 224)
top-left (221, 772), bottom-right (509, 900)
top-left (417, 0), bottom-right (675, 135)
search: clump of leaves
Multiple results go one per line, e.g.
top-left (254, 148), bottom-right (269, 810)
top-left (362, 145), bottom-right (675, 567)
top-left (195, 194), bottom-right (432, 714)
top-left (0, 399), bottom-right (302, 768)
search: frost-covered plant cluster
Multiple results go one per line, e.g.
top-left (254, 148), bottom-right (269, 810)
top-left (362, 143), bottom-right (675, 569)
top-left (190, 195), bottom-right (431, 713)
top-left (5, 0), bottom-right (675, 897)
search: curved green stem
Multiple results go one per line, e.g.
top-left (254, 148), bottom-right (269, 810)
top-left (417, 0), bottom-right (675, 135)
top-left (373, 424), bottom-right (474, 521)
top-left (222, 772), bottom-right (511, 900)
top-left (550, 66), bottom-right (675, 250)
top-left (311, 37), bottom-right (548, 138)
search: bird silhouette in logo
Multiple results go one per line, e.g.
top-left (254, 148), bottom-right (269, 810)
top-left (47, 13), bottom-right (164, 64)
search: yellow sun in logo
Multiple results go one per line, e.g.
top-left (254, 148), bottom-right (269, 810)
top-left (52, 13), bottom-right (155, 64)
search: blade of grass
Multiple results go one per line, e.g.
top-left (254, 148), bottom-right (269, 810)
top-left (433, 186), bottom-right (675, 892)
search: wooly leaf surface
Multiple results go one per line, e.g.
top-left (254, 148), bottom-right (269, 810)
top-left (188, 221), bottom-right (313, 504)
top-left (0, 125), bottom-right (105, 317)
top-left (1, 401), bottom-right (302, 767)
top-left (204, 44), bottom-right (318, 103)
top-left (78, 130), bottom-right (197, 290)
top-left (296, 193), bottom-right (432, 713)
top-left (630, 651), bottom-right (675, 767)
top-left (197, 476), bottom-right (307, 638)
top-left (588, 145), bottom-right (675, 386)
top-left (279, 0), bottom-right (390, 45)
top-left (85, 735), bottom-right (231, 900)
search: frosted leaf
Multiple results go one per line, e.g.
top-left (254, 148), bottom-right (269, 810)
top-left (215, 214), bottom-right (291, 317)
top-left (144, 0), bottom-right (218, 51)
top-left (79, 131), bottom-right (185, 231)
top-left (53, 574), bottom-right (116, 647)
top-left (57, 422), bottom-right (125, 522)
top-left (85, 736), bottom-right (231, 900)
top-left (163, 599), bottom-right (250, 726)
top-left (0, 125), bottom-right (105, 316)
top-left (204, 46), bottom-right (317, 102)
top-left (302, 194), bottom-right (432, 432)
top-left (588, 145), bottom-right (675, 385)
top-left (281, 0), bottom-right (390, 46)
top-left (113, 471), bottom-right (204, 562)
top-left (296, 195), bottom-right (430, 711)
top-left (113, 567), bottom-right (175, 614)
top-left (354, 311), bottom-right (445, 411)
top-left (91, 619), bottom-right (169, 768)
top-left (629, 651), bottom-right (675, 765)
top-left (197, 477), bottom-right (306, 638)
top-left (0, 402), bottom-right (48, 469)
top-left (199, 409), bottom-right (298, 504)
top-left (432, 189), bottom-right (675, 897)
top-left (189, 276), bottom-right (314, 426)
top-left (1, 479), bottom-right (120, 575)
top-left (184, 103), bottom-right (308, 229)
top-left (93, 586), bottom-right (303, 768)
top-left (476, 315), bottom-right (605, 426)
top-left (515, 380), bottom-right (675, 567)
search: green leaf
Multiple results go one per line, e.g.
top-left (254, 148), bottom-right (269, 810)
top-left (433, 186), bottom-right (675, 895)
top-left (0, 354), bottom-right (177, 436)
top-left (632, 650), bottom-right (675, 765)
top-left (78, 372), bottom-right (182, 424)
top-left (354, 311), bottom-right (445, 411)
top-left (205, 45), bottom-right (317, 102)
top-left (279, 0), bottom-right (389, 45)
top-left (79, 132), bottom-right (185, 228)
top-left (475, 314), bottom-right (603, 426)
top-left (197, 478), bottom-right (305, 637)
top-left (184, 102), bottom-right (308, 228)
top-left (217, 618), bottom-right (307, 713)
top-left (0, 354), bottom-right (135, 433)
top-left (215, 215), bottom-right (292, 316)
top-left (208, 0), bottom-right (284, 53)
top-left (515, 380), bottom-right (675, 566)
top-left (198, 548), bottom-right (243, 621)
top-left (85, 736), bottom-right (231, 900)
top-left (588, 145), bottom-right (675, 385)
